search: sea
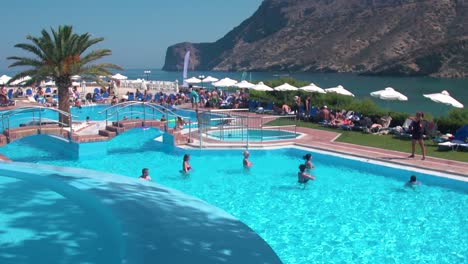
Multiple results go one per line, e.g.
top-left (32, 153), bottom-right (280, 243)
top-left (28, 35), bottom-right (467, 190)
top-left (3, 69), bottom-right (467, 117)
top-left (128, 69), bottom-right (467, 117)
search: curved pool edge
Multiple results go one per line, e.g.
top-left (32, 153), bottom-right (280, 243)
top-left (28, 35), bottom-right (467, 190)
top-left (0, 161), bottom-right (282, 264)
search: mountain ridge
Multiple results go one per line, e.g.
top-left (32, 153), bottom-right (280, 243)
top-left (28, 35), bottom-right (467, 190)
top-left (163, 0), bottom-right (468, 78)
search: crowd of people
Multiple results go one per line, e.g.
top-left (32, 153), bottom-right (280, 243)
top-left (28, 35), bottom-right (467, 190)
top-left (138, 151), bottom-right (422, 192)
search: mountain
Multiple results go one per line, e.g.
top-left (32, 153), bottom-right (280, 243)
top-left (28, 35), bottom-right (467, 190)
top-left (163, 0), bottom-right (468, 78)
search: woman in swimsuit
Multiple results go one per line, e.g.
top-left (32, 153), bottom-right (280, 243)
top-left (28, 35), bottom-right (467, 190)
top-left (303, 153), bottom-right (314, 169)
top-left (405, 175), bottom-right (422, 187)
top-left (139, 168), bottom-right (152, 181)
top-left (182, 154), bottom-right (192, 174)
top-left (243, 151), bottom-right (253, 168)
top-left (409, 112), bottom-right (426, 160)
top-left (298, 164), bottom-right (315, 184)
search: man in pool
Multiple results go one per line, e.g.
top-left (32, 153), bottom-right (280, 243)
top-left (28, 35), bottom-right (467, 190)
top-left (298, 164), bottom-right (315, 184)
top-left (139, 168), bottom-right (152, 181)
top-left (243, 151), bottom-right (253, 168)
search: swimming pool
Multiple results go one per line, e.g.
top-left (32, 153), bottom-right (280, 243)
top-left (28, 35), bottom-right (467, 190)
top-left (207, 129), bottom-right (299, 141)
top-left (1, 129), bottom-right (467, 263)
top-left (0, 162), bottom-right (280, 263)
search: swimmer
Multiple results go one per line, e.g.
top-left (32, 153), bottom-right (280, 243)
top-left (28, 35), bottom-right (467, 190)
top-left (243, 151), bottom-right (253, 168)
top-left (298, 164), bottom-right (315, 184)
top-left (86, 116), bottom-right (90, 124)
top-left (405, 175), bottom-right (421, 187)
top-left (182, 154), bottom-right (192, 174)
top-left (303, 153), bottom-right (314, 169)
top-left (139, 168), bottom-right (152, 181)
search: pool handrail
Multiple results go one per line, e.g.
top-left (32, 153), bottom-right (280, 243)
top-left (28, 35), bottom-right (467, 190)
top-left (1, 106), bottom-right (78, 138)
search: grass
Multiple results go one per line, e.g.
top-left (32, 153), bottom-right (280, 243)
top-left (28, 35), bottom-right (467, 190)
top-left (266, 119), bottom-right (468, 162)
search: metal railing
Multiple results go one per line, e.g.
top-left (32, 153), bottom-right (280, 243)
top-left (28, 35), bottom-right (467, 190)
top-left (99, 101), bottom-right (196, 141)
top-left (196, 108), bottom-right (298, 148)
top-left (0, 106), bottom-right (77, 142)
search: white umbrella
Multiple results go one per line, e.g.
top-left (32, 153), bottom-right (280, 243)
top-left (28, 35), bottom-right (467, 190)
top-left (81, 81), bottom-right (87, 93)
top-left (325, 85), bottom-right (355, 97)
top-left (111, 73), bottom-right (128, 80)
top-left (72, 81), bottom-right (81, 87)
top-left (202, 76), bottom-right (219, 83)
top-left (423, 90), bottom-right (464, 108)
top-left (185, 77), bottom-right (201, 84)
top-left (234, 80), bottom-right (255, 89)
top-left (370, 87), bottom-right (408, 101)
top-left (251, 82), bottom-right (273, 91)
top-left (274, 83), bottom-right (298, 91)
top-left (213, 77), bottom-right (238, 87)
top-left (140, 81), bottom-right (148, 90)
top-left (10, 76), bottom-right (32, 86)
top-left (0, 75), bottom-right (11, 85)
top-left (43, 80), bottom-right (55, 86)
top-left (299, 83), bottom-right (326, 93)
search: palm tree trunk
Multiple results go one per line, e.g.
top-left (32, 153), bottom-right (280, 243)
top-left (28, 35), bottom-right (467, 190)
top-left (56, 77), bottom-right (71, 126)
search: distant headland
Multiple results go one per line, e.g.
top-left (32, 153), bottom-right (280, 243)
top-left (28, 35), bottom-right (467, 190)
top-left (163, 0), bottom-right (468, 78)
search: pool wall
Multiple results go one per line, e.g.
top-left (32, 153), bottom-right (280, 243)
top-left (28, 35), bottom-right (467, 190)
top-left (0, 161), bottom-right (282, 264)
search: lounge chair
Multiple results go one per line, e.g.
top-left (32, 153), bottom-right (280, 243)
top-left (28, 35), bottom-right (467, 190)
top-left (25, 88), bottom-right (33, 97)
top-left (438, 125), bottom-right (468, 151)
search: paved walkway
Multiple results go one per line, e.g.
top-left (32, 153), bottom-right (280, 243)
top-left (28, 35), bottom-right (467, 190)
top-left (293, 127), bottom-right (468, 177)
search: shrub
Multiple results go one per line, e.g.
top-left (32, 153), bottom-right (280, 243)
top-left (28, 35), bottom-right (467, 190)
top-left (435, 109), bottom-right (468, 134)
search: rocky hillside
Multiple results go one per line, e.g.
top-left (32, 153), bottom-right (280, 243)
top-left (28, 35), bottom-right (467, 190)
top-left (163, 0), bottom-right (468, 78)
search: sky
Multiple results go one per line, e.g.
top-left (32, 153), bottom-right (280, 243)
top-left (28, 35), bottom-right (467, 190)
top-left (0, 0), bottom-right (263, 72)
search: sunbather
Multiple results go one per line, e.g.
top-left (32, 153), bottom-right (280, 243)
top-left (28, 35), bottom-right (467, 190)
top-left (282, 103), bottom-right (291, 115)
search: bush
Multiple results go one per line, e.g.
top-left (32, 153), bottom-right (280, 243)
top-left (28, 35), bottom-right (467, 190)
top-left (435, 109), bottom-right (468, 134)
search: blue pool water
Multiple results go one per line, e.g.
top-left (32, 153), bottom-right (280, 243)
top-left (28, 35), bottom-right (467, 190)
top-left (207, 129), bottom-right (299, 141)
top-left (0, 129), bottom-right (467, 263)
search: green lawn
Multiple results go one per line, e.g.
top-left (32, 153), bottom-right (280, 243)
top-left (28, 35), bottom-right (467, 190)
top-left (267, 119), bottom-right (468, 162)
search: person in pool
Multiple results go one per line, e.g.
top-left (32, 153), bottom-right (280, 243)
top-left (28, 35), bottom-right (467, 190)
top-left (139, 168), bottom-right (152, 181)
top-left (243, 151), bottom-right (253, 168)
top-left (182, 154), bottom-right (192, 174)
top-left (298, 164), bottom-right (315, 184)
top-left (303, 153), bottom-right (315, 169)
top-left (405, 175), bottom-right (421, 187)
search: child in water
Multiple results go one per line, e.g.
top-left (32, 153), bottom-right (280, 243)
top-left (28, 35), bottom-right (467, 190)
top-left (298, 164), bottom-right (315, 184)
top-left (243, 151), bottom-right (253, 168)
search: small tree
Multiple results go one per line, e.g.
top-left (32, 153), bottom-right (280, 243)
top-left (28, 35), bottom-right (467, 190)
top-left (8, 25), bottom-right (121, 124)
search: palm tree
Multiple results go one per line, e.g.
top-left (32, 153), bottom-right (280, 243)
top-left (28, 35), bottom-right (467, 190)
top-left (8, 25), bottom-right (121, 124)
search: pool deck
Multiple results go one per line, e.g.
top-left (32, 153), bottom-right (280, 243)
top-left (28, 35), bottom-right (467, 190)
top-left (185, 108), bottom-right (468, 177)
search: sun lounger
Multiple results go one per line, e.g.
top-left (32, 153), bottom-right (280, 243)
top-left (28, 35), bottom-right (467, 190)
top-left (437, 125), bottom-right (468, 151)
